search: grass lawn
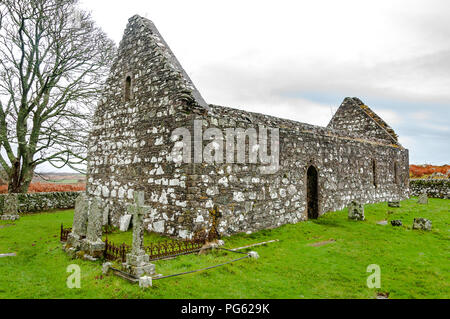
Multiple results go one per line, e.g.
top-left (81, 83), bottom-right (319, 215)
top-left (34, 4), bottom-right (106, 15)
top-left (0, 197), bottom-right (448, 299)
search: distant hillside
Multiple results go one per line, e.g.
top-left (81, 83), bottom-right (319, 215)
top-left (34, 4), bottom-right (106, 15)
top-left (33, 173), bottom-right (85, 184)
top-left (0, 172), bottom-right (86, 193)
top-left (410, 164), bottom-right (450, 179)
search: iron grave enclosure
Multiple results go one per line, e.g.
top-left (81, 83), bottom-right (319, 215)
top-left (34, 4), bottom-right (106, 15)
top-left (86, 15), bottom-right (409, 239)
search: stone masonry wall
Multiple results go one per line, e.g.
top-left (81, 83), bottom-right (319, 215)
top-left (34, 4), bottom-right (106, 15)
top-left (86, 15), bottom-right (206, 237)
top-left (179, 106), bottom-right (409, 236)
top-left (86, 15), bottom-right (410, 239)
top-left (328, 97), bottom-right (399, 144)
top-left (0, 191), bottom-right (82, 214)
top-left (410, 179), bottom-right (450, 199)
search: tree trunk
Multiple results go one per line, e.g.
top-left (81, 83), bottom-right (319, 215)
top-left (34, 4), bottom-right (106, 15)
top-left (7, 159), bottom-right (34, 194)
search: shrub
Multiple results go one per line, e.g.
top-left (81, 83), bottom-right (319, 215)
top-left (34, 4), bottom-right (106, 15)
top-left (410, 165), bottom-right (450, 179)
top-left (0, 182), bottom-right (86, 194)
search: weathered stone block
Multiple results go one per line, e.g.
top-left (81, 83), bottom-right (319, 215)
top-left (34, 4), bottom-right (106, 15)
top-left (388, 201), bottom-right (400, 208)
top-left (348, 201), bottom-right (365, 221)
top-left (412, 218), bottom-right (432, 231)
top-left (102, 262), bottom-right (112, 275)
top-left (391, 220), bottom-right (402, 227)
top-left (139, 276), bottom-right (153, 288)
top-left (417, 193), bottom-right (428, 204)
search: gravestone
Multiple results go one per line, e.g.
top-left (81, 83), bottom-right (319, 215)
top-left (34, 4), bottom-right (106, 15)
top-left (348, 201), bottom-right (365, 221)
top-left (388, 201), bottom-right (400, 208)
top-left (66, 194), bottom-right (88, 249)
top-left (417, 193), bottom-right (428, 204)
top-left (412, 218), bottom-right (432, 231)
top-left (83, 197), bottom-right (105, 257)
top-left (119, 214), bottom-right (132, 232)
top-left (1, 194), bottom-right (19, 221)
top-left (123, 191), bottom-right (155, 277)
top-left (391, 220), bottom-right (402, 227)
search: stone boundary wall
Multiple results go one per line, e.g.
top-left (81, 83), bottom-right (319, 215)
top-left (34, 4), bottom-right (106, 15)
top-left (0, 191), bottom-right (82, 214)
top-left (410, 179), bottom-right (450, 199)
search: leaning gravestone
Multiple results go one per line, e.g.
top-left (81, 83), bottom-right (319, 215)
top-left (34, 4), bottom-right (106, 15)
top-left (66, 194), bottom-right (88, 250)
top-left (84, 197), bottom-right (105, 257)
top-left (417, 193), bottom-right (428, 204)
top-left (123, 191), bottom-right (155, 277)
top-left (412, 218), bottom-right (432, 231)
top-left (348, 201), bottom-right (365, 221)
top-left (1, 194), bottom-right (20, 221)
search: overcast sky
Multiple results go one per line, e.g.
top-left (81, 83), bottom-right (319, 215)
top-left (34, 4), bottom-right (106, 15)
top-left (47, 0), bottom-right (450, 171)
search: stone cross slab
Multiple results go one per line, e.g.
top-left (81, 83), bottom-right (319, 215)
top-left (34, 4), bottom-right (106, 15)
top-left (86, 197), bottom-right (103, 242)
top-left (126, 191), bottom-right (151, 255)
top-left (72, 194), bottom-right (88, 238)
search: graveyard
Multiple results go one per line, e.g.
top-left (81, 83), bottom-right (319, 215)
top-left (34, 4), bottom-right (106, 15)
top-left (0, 197), bottom-right (448, 299)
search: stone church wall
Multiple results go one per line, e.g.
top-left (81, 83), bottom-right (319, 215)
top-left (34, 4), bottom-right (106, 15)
top-left (86, 15), bottom-right (410, 239)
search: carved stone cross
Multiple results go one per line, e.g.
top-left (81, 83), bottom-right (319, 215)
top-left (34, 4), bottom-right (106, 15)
top-left (126, 191), bottom-right (151, 255)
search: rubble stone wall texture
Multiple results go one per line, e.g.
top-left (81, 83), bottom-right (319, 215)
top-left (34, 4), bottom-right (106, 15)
top-left (0, 191), bottom-right (82, 214)
top-left (86, 15), bottom-right (410, 239)
top-left (410, 179), bottom-right (450, 199)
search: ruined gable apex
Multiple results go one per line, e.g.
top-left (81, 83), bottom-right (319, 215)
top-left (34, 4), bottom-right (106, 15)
top-left (104, 15), bottom-right (209, 112)
top-left (327, 97), bottom-right (401, 146)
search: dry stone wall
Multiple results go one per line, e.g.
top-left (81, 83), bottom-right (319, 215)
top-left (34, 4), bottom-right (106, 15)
top-left (0, 191), bottom-right (81, 214)
top-left (410, 179), bottom-right (449, 199)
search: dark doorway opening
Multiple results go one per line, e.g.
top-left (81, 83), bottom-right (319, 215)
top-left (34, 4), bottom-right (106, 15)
top-left (307, 165), bottom-right (319, 219)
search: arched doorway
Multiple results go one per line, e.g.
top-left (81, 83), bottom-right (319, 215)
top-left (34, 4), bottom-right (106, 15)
top-left (307, 165), bottom-right (319, 219)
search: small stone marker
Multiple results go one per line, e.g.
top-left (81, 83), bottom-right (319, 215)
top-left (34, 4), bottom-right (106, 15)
top-left (348, 201), bottom-right (365, 221)
top-left (413, 218), bottom-right (432, 231)
top-left (376, 292), bottom-right (390, 299)
top-left (391, 220), bottom-right (402, 227)
top-left (388, 201), bottom-right (400, 208)
top-left (417, 192), bottom-right (428, 204)
top-left (0, 194), bottom-right (19, 221)
top-left (119, 214), bottom-right (132, 232)
top-left (248, 251), bottom-right (259, 259)
top-left (377, 220), bottom-right (388, 225)
top-left (139, 276), bottom-right (152, 288)
top-left (0, 253), bottom-right (16, 258)
top-left (124, 191), bottom-right (155, 277)
top-left (102, 262), bottom-right (112, 275)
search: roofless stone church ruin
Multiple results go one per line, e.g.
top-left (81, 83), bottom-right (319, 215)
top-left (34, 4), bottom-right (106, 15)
top-left (85, 15), bottom-right (409, 239)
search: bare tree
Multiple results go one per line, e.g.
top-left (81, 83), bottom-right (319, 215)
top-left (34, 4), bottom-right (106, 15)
top-left (0, 0), bottom-right (116, 193)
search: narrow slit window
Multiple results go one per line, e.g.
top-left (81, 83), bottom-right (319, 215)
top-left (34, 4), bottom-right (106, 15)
top-left (394, 161), bottom-right (398, 184)
top-left (124, 76), bottom-right (132, 102)
top-left (372, 159), bottom-right (377, 188)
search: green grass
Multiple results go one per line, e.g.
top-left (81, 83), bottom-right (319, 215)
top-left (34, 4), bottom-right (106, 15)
top-left (0, 198), bottom-right (449, 299)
